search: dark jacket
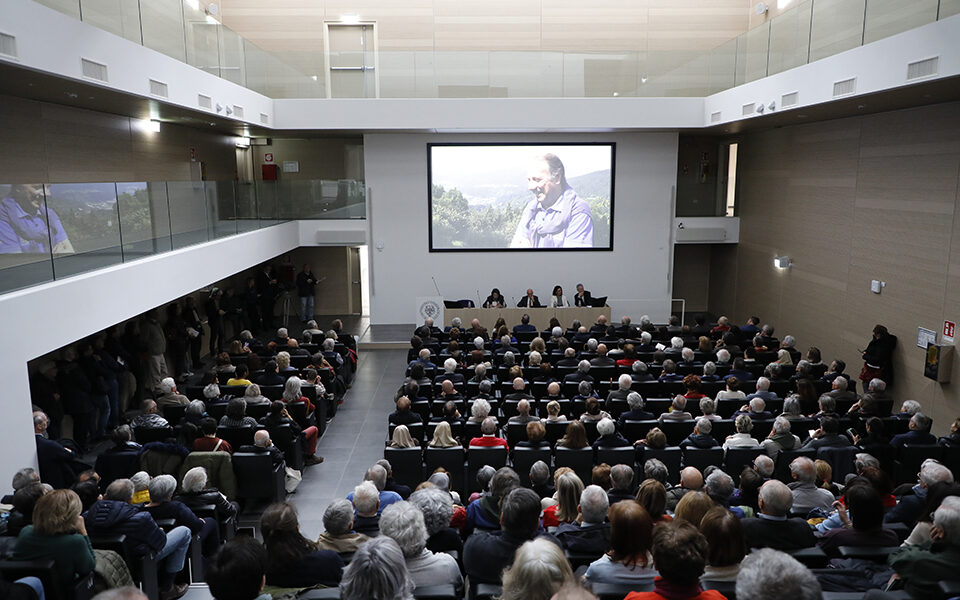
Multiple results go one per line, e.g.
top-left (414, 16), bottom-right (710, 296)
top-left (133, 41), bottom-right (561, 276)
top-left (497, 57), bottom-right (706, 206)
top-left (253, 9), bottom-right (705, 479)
top-left (389, 411), bottom-right (423, 426)
top-left (464, 530), bottom-right (560, 584)
top-left (679, 433), bottom-right (720, 449)
top-left (143, 501), bottom-right (205, 534)
top-left (741, 515), bottom-right (817, 552)
top-left (555, 522), bottom-right (611, 555)
top-left (36, 435), bottom-right (76, 490)
top-left (592, 433), bottom-right (632, 448)
top-left (175, 489), bottom-right (237, 522)
top-left (266, 550), bottom-right (343, 588)
top-left (84, 500), bottom-right (166, 557)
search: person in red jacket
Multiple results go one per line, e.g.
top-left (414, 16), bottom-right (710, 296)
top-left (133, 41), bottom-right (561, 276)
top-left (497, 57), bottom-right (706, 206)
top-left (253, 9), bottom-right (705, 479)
top-left (468, 417), bottom-right (508, 450)
top-left (625, 520), bottom-right (727, 600)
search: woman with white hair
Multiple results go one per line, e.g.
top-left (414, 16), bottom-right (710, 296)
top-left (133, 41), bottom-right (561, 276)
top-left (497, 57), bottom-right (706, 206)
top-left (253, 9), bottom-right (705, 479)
top-left (145, 474), bottom-right (220, 556)
top-left (281, 376), bottom-right (315, 414)
top-left (467, 398), bottom-right (493, 424)
top-left (243, 383), bottom-right (270, 407)
top-left (316, 499), bottom-right (369, 553)
top-left (389, 425), bottom-right (419, 448)
top-left (500, 537), bottom-right (574, 600)
top-left (276, 351), bottom-right (296, 373)
top-left (428, 421), bottom-right (460, 448)
top-left (380, 502), bottom-right (463, 592)
top-left (723, 415), bottom-right (760, 450)
top-left (409, 487), bottom-right (461, 555)
top-left (774, 348), bottom-right (793, 367)
top-left (340, 537), bottom-right (414, 600)
top-left (175, 466), bottom-right (238, 532)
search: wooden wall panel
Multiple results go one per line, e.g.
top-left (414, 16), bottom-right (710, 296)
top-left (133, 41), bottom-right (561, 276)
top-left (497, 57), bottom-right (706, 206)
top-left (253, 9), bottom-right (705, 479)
top-left (720, 100), bottom-right (960, 435)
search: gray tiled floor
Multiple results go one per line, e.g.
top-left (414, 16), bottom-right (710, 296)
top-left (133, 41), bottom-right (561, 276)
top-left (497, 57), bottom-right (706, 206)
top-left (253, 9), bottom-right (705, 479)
top-left (290, 348), bottom-right (405, 539)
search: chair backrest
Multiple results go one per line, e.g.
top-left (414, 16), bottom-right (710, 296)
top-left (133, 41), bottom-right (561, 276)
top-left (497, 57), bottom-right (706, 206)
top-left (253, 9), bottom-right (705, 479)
top-left (0, 558), bottom-right (94, 600)
top-left (773, 448), bottom-right (818, 482)
top-left (724, 447), bottom-right (765, 483)
top-left (637, 447), bottom-right (682, 485)
top-left (511, 447), bottom-right (553, 486)
top-left (817, 446), bottom-right (859, 482)
top-left (505, 422), bottom-right (529, 448)
top-left (206, 403), bottom-right (229, 421)
top-left (260, 385), bottom-right (285, 400)
top-left (162, 404), bottom-right (187, 424)
top-left (246, 403), bottom-right (269, 420)
top-left (384, 447), bottom-right (424, 490)
top-left (621, 420), bottom-right (658, 443)
top-left (95, 450), bottom-right (141, 490)
top-left (682, 447), bottom-right (725, 473)
top-left (554, 447), bottom-right (594, 484)
top-left (231, 451), bottom-right (283, 501)
top-left (424, 447), bottom-right (465, 495)
top-left (180, 451), bottom-right (237, 499)
top-left (217, 425), bottom-right (255, 449)
top-left (389, 422), bottom-right (425, 443)
top-left (658, 420), bottom-right (695, 446)
top-left (896, 444), bottom-right (944, 485)
top-left (544, 421), bottom-right (571, 445)
top-left (596, 446), bottom-right (636, 468)
top-left (134, 426), bottom-right (173, 445)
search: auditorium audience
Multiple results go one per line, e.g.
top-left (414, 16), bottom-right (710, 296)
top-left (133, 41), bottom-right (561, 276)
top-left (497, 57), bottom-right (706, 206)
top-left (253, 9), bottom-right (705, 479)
top-left (741, 480), bottom-right (816, 551)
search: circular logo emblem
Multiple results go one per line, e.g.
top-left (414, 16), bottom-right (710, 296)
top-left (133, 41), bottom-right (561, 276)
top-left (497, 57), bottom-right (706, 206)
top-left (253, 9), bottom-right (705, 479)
top-left (419, 300), bottom-right (440, 320)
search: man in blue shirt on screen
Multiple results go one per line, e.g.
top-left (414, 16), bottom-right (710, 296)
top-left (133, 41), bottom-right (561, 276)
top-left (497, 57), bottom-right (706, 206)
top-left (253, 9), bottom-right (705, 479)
top-left (511, 153), bottom-right (594, 249)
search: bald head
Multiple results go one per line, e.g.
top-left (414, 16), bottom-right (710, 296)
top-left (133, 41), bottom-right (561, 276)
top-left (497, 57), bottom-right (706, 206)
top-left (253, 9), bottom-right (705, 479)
top-left (680, 467), bottom-right (703, 490)
top-left (441, 380), bottom-right (455, 394)
top-left (547, 382), bottom-right (561, 396)
top-left (512, 377), bottom-right (525, 391)
top-left (254, 429), bottom-right (271, 448)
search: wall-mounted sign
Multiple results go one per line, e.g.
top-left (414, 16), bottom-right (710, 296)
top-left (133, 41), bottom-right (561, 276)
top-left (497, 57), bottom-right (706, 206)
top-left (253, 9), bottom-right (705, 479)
top-left (918, 327), bottom-right (937, 349)
top-left (282, 160), bottom-right (300, 173)
top-left (944, 320), bottom-right (956, 344)
top-left (264, 152), bottom-right (274, 163)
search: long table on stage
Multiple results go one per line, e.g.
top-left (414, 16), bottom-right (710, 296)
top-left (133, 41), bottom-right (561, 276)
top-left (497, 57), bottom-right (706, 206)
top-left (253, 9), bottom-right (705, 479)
top-left (444, 306), bottom-right (611, 332)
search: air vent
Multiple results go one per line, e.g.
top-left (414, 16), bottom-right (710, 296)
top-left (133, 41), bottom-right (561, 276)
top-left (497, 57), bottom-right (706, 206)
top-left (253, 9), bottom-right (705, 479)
top-left (260, 112), bottom-right (269, 125)
top-left (833, 77), bottom-right (856, 97)
top-left (233, 105), bottom-right (244, 119)
top-left (676, 227), bottom-right (728, 243)
top-left (781, 91), bottom-right (799, 107)
top-left (742, 102), bottom-right (755, 116)
top-left (710, 111), bottom-right (721, 123)
top-left (81, 58), bottom-right (108, 82)
top-left (0, 32), bottom-right (17, 60)
top-left (149, 79), bottom-right (168, 98)
top-left (907, 56), bottom-right (938, 81)
top-left (197, 94), bottom-right (212, 109)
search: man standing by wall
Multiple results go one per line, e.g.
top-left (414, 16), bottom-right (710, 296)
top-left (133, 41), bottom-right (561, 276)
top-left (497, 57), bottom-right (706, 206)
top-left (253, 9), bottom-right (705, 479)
top-left (141, 309), bottom-right (167, 394)
top-left (297, 264), bottom-right (318, 323)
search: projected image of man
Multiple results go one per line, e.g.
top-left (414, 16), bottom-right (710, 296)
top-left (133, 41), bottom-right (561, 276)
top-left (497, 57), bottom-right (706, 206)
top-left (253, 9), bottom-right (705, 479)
top-left (0, 184), bottom-right (72, 254)
top-left (512, 154), bottom-right (593, 249)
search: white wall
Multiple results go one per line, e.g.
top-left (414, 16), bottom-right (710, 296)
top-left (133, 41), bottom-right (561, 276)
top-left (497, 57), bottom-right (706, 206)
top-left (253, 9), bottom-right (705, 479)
top-left (0, 222), bottom-right (300, 485)
top-left (363, 132), bottom-right (678, 325)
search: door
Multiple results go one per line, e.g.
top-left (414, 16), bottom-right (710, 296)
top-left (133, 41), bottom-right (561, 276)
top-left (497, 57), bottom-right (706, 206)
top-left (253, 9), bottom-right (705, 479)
top-left (347, 246), bottom-right (362, 315)
top-left (324, 22), bottom-right (378, 98)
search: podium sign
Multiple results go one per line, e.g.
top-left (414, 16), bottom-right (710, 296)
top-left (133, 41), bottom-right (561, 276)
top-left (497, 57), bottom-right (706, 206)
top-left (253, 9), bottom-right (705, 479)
top-left (415, 296), bottom-right (444, 326)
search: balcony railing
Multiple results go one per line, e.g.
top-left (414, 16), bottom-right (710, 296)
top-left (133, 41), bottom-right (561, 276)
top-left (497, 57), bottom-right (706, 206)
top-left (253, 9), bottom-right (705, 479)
top-left (0, 179), bottom-right (365, 295)
top-left (31, 0), bottom-right (960, 99)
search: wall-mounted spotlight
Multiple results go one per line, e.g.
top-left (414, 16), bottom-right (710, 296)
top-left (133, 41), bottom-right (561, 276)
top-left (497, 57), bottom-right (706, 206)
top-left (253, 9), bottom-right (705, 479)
top-left (773, 255), bottom-right (792, 269)
top-left (235, 137), bottom-right (251, 148)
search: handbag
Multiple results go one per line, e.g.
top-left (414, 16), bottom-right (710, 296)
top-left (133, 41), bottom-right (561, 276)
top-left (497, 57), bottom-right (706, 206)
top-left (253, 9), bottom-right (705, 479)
top-left (859, 363), bottom-right (882, 382)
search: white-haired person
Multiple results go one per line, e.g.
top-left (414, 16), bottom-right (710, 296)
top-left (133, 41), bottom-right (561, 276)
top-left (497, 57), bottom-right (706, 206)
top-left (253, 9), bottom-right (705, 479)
top-left (605, 374), bottom-right (633, 407)
top-left (698, 398), bottom-right (722, 422)
top-left (436, 357), bottom-right (464, 385)
top-left (379, 501), bottom-right (462, 594)
top-left (156, 377), bottom-right (189, 410)
top-left (735, 548), bottom-right (821, 600)
top-left (316, 499), bottom-right (369, 553)
top-left (884, 460), bottom-right (954, 527)
top-left (175, 466), bottom-right (238, 536)
top-left (592, 418), bottom-right (631, 448)
top-left (466, 398), bottom-right (494, 424)
top-left (701, 361), bottom-right (721, 383)
top-left (760, 417), bottom-right (801, 458)
top-left (500, 537), bottom-right (574, 600)
top-left (144, 474), bottom-right (220, 557)
top-left (409, 486), bottom-right (461, 555)
top-left (556, 485), bottom-right (611, 555)
top-left (340, 537), bottom-right (414, 600)
top-left (680, 418), bottom-right (720, 449)
top-left (732, 397), bottom-right (773, 422)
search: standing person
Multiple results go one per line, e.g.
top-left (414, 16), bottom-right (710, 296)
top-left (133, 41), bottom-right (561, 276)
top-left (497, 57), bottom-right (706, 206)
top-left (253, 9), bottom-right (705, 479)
top-left (164, 303), bottom-right (189, 383)
top-left (243, 277), bottom-right (260, 334)
top-left (183, 296), bottom-right (204, 373)
top-left (221, 288), bottom-right (243, 341)
top-left (859, 324), bottom-right (897, 391)
top-left (256, 265), bottom-right (279, 330)
top-left (204, 289), bottom-right (224, 358)
top-left (141, 309), bottom-right (167, 394)
top-left (296, 264), bottom-right (319, 323)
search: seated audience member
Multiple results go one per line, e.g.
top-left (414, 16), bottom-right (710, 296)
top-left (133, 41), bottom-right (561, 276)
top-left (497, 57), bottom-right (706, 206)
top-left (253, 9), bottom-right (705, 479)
top-left (879, 497), bottom-right (960, 599)
top-left (894, 399), bottom-right (922, 420)
top-left (900, 482), bottom-right (960, 548)
top-left (666, 467), bottom-right (704, 511)
top-left (715, 377), bottom-right (745, 401)
top-left (508, 399), bottom-right (539, 425)
top-left (624, 520), bottom-right (725, 600)
top-left (745, 377), bottom-right (777, 403)
top-left (469, 417), bottom-right (508, 449)
top-left (660, 396), bottom-right (693, 423)
top-left (177, 401), bottom-right (205, 445)
top-left (801, 416), bottom-right (853, 450)
top-left (735, 548), bottom-right (821, 600)
top-left (593, 417), bottom-right (631, 448)
top-left (352, 482), bottom-right (382, 535)
top-left (516, 420), bottom-right (550, 449)
top-left (8, 482), bottom-right (46, 536)
top-left (760, 417), bottom-right (801, 458)
top-left (130, 401), bottom-right (170, 431)
top-left (500, 538), bottom-right (575, 600)
top-left (741, 480), bottom-right (816, 551)
top-left (530, 460), bottom-right (556, 504)
top-left (192, 417), bottom-right (232, 453)
top-left (592, 463), bottom-right (613, 491)
top-left (580, 397), bottom-right (611, 423)
top-left (389, 424), bottom-right (419, 448)
top-left (704, 471), bottom-right (741, 517)
top-left (619, 392), bottom-right (655, 428)
top-left (701, 362), bottom-right (721, 383)
top-left (239, 430), bottom-right (286, 470)
top-left (144, 474), bottom-right (219, 557)
top-left (608, 464), bottom-right (637, 505)
top-left (780, 396), bottom-right (805, 420)
top-left (680, 418), bottom-right (720, 449)
top-left (635, 427), bottom-right (667, 450)
top-left (700, 507), bottom-right (746, 582)
top-left (255, 360), bottom-right (285, 387)
top-left (811, 395), bottom-right (839, 421)
top-left (261, 401), bottom-right (322, 465)
top-left (409, 487), bottom-right (461, 555)
top-left (12, 489), bottom-right (95, 586)
top-left (556, 485), bottom-right (611, 555)
top-left (855, 416), bottom-right (891, 450)
top-left (674, 491), bottom-right (714, 528)
top-left (885, 461), bottom-right (954, 526)
top-left (466, 467), bottom-right (520, 534)
top-left (584, 499), bottom-right (657, 586)
top-left (340, 536), bottom-right (414, 600)
top-left (436, 358), bottom-right (464, 385)
top-left (789, 457), bottom-right (835, 514)
top-left (732, 397), bottom-right (773, 421)
top-left (463, 488), bottom-right (560, 584)
top-left (467, 397), bottom-right (496, 425)
top-left (821, 374), bottom-right (856, 404)
top-left (725, 358), bottom-right (752, 383)
top-left (723, 415), bottom-right (759, 450)
top-left (374, 459), bottom-right (410, 502)
top-left (346, 465), bottom-right (402, 515)
top-left (243, 383), bottom-right (270, 407)
top-left (85, 479), bottom-right (191, 599)
top-left (428, 420), bottom-right (461, 448)
top-left (940, 417), bottom-right (960, 447)
top-left (316, 499), bottom-right (370, 554)
top-left (3, 468), bottom-right (40, 505)
top-left (817, 483), bottom-right (898, 557)
top-left (632, 360), bottom-right (654, 382)
top-left (658, 360), bottom-right (683, 382)
top-left (543, 472), bottom-right (585, 528)
top-left (591, 344), bottom-right (616, 367)
top-left (543, 398), bottom-right (569, 423)
top-left (636, 479), bottom-right (671, 524)
top-left (156, 377), bottom-right (189, 410)
top-left (130, 471), bottom-right (151, 504)
top-left (698, 399), bottom-right (722, 422)
top-left (379, 501), bottom-right (462, 593)
top-left (557, 421), bottom-right (590, 449)
top-left (218, 398), bottom-right (258, 428)
top-left (606, 375), bottom-right (633, 407)
top-left (206, 536), bottom-right (269, 600)
top-left (815, 459), bottom-right (840, 497)
top-left (225, 364), bottom-right (252, 387)
top-left (890, 412), bottom-right (936, 448)
top-left (752, 455), bottom-right (775, 481)
top-left (176, 466), bottom-right (238, 528)
top-left (431, 400), bottom-right (462, 426)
